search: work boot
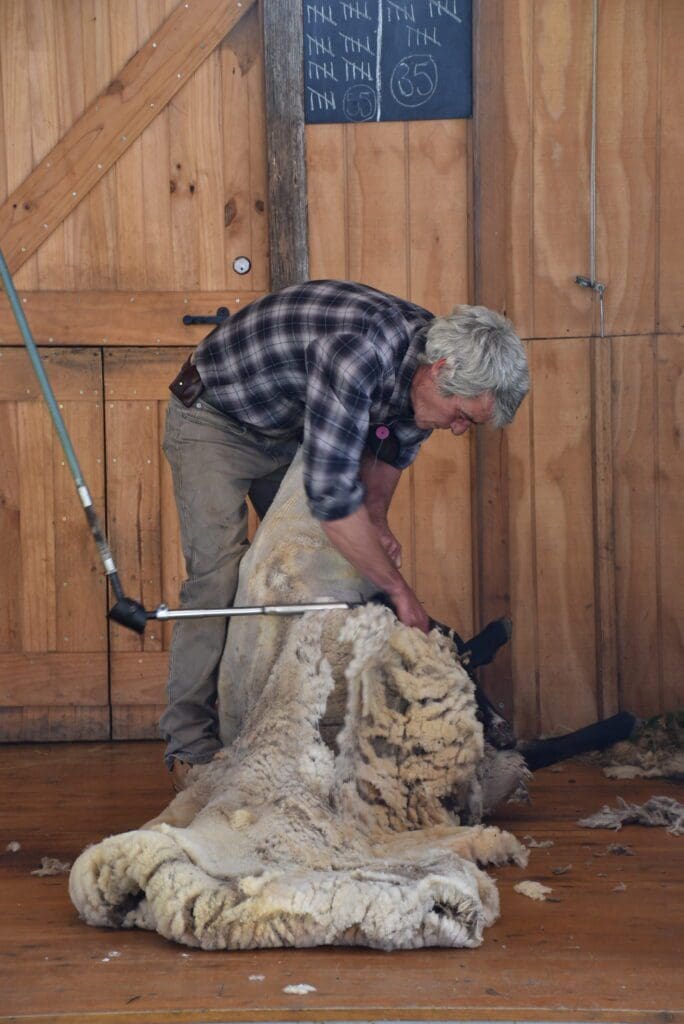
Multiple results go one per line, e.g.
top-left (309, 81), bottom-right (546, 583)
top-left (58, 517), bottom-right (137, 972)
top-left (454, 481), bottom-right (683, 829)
top-left (169, 759), bottom-right (194, 793)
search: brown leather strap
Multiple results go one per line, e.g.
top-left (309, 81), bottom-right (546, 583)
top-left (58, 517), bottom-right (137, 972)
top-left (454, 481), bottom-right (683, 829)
top-left (169, 355), bottom-right (205, 407)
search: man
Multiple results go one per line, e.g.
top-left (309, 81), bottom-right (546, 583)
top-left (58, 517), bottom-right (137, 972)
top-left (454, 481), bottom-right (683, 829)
top-left (160, 279), bottom-right (529, 788)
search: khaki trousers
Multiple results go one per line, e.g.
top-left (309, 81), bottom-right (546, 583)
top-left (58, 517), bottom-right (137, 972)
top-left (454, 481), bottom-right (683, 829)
top-left (159, 395), bottom-right (299, 767)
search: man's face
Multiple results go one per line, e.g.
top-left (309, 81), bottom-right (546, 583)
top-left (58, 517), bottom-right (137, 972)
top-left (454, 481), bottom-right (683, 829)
top-left (411, 361), bottom-right (495, 434)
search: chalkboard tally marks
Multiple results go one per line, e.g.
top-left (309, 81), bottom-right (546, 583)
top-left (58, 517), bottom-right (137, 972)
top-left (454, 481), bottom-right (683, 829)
top-left (303, 0), bottom-right (472, 124)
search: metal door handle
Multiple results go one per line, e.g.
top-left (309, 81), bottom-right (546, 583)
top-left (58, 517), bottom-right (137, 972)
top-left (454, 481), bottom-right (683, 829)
top-left (182, 307), bottom-right (230, 326)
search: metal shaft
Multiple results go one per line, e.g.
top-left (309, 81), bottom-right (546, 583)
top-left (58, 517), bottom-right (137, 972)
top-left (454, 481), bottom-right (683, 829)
top-left (0, 247), bottom-right (125, 600)
top-left (149, 601), bottom-right (362, 621)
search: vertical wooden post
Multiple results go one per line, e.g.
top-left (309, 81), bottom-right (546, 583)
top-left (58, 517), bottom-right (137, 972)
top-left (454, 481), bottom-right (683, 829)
top-left (261, 0), bottom-right (310, 290)
top-left (471, 0), bottom-right (514, 718)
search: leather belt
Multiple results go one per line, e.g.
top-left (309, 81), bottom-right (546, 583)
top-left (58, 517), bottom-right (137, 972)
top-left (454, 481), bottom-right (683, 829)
top-left (169, 355), bottom-right (204, 407)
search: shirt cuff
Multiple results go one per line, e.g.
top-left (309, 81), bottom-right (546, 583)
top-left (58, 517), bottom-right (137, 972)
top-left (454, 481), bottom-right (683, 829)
top-left (306, 480), bottom-right (366, 522)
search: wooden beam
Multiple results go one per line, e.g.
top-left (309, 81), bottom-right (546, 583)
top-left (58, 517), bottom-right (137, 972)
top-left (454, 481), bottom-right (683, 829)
top-left (0, 290), bottom-right (264, 346)
top-left (0, 0), bottom-right (255, 274)
top-left (261, 0), bottom-right (309, 290)
top-left (471, 0), bottom-right (513, 717)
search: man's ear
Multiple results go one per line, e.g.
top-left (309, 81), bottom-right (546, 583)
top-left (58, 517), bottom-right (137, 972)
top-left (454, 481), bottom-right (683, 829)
top-left (429, 357), bottom-right (447, 380)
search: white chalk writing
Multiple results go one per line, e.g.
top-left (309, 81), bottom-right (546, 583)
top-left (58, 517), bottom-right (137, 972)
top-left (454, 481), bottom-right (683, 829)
top-left (342, 56), bottom-right (373, 81)
top-left (386, 1), bottom-right (415, 23)
top-left (308, 59), bottom-right (338, 81)
top-left (306, 4), bottom-right (337, 26)
top-left (338, 31), bottom-right (375, 56)
top-left (341, 0), bottom-right (370, 20)
top-left (428, 0), bottom-right (462, 22)
top-left (306, 34), bottom-right (335, 56)
top-left (407, 24), bottom-right (441, 46)
top-left (307, 86), bottom-right (337, 111)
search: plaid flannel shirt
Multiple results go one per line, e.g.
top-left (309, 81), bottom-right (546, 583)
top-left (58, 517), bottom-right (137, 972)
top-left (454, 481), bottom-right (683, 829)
top-left (195, 279), bottom-right (434, 521)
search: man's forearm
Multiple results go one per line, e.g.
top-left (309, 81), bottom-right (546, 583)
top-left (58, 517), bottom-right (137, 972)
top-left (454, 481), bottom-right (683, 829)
top-left (360, 454), bottom-right (402, 519)
top-left (320, 503), bottom-right (407, 599)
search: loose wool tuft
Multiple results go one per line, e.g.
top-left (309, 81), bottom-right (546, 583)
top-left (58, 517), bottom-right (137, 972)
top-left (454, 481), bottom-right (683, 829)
top-left (70, 453), bottom-right (528, 950)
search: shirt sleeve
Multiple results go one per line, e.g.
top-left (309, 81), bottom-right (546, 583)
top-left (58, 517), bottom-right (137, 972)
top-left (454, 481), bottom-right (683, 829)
top-left (302, 333), bottom-right (382, 521)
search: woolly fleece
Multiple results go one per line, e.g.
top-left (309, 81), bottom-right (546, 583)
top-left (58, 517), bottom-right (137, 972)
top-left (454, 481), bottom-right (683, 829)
top-left (70, 452), bottom-right (528, 949)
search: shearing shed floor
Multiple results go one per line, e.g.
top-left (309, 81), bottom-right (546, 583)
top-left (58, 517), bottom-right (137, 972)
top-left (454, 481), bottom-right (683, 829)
top-left (0, 742), bottom-right (681, 1024)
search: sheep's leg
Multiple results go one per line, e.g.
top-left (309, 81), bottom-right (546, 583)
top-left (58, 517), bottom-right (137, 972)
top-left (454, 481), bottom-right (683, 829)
top-left (518, 711), bottom-right (637, 771)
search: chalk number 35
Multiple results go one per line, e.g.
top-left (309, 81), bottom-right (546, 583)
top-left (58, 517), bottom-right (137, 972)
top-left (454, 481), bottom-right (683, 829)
top-left (390, 54), bottom-right (438, 108)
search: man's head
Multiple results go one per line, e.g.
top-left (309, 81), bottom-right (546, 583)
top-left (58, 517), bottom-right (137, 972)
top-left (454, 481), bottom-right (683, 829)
top-left (411, 305), bottom-right (529, 433)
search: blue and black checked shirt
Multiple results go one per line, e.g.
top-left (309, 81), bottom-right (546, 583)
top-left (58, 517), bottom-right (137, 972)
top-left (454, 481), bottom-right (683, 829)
top-left (195, 280), bottom-right (434, 521)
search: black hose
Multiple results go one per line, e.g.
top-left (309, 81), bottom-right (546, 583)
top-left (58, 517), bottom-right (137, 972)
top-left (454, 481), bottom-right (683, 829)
top-left (519, 711), bottom-right (638, 772)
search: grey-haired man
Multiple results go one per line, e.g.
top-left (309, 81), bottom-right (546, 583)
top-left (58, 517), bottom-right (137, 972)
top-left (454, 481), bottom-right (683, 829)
top-left (161, 279), bottom-right (529, 787)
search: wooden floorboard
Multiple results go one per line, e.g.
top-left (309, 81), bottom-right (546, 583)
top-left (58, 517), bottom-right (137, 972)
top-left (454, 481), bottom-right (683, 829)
top-left (0, 742), bottom-right (682, 1024)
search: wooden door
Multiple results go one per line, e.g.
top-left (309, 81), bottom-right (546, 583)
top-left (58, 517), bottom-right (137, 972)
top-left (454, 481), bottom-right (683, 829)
top-left (0, 0), bottom-right (267, 740)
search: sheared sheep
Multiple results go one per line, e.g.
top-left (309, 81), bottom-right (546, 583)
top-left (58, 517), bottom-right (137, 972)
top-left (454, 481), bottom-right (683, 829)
top-left (69, 449), bottom-right (632, 949)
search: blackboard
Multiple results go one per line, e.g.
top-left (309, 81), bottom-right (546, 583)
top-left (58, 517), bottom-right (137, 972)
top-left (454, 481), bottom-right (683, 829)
top-left (303, 0), bottom-right (472, 124)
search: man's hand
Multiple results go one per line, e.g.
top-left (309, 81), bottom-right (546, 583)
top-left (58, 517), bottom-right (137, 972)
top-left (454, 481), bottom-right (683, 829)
top-left (390, 584), bottom-right (430, 633)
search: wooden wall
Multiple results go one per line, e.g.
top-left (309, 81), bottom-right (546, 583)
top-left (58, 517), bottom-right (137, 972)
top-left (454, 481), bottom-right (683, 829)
top-left (0, 0), bottom-right (682, 743)
top-left (0, 0), bottom-right (266, 740)
top-left (305, 0), bottom-right (684, 735)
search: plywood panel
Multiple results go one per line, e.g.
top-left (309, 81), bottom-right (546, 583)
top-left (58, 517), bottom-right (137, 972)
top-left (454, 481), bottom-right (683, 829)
top-left (26, 0), bottom-right (64, 289)
top-left (656, 334), bottom-right (684, 712)
top-left (506, 371), bottom-right (538, 738)
top-left (0, 1), bottom-right (38, 290)
top-left (191, 51), bottom-right (225, 290)
top-left (0, 400), bottom-right (21, 651)
top-left (408, 120), bottom-right (469, 310)
top-left (658, 0), bottom-right (684, 333)
top-left (0, 346), bottom-right (102, 399)
top-left (611, 336), bottom-right (659, 717)
top-left (0, 346), bottom-right (107, 739)
top-left (306, 124), bottom-right (348, 280)
top-left (531, 339), bottom-right (597, 733)
top-left (106, 397), bottom-right (163, 655)
top-left (0, 706), bottom-right (109, 741)
top-left (139, 0), bottom-right (176, 291)
top-left (532, 0), bottom-right (592, 338)
top-left (109, 0), bottom-right (146, 291)
top-left (169, 78), bottom-right (201, 290)
top-left (80, 0), bottom-right (117, 289)
top-left (111, 652), bottom-right (168, 705)
top-left (111, 704), bottom-right (164, 739)
top-left (0, 27), bottom-right (6, 208)
top-left (55, 402), bottom-right (108, 651)
top-left (104, 346), bottom-right (192, 400)
top-left (222, 9), bottom-right (264, 289)
top-left (0, 653), bottom-right (107, 706)
top-left (408, 119), bottom-right (472, 635)
top-left (503, 0), bottom-right (533, 337)
top-left (590, 336), bottom-right (618, 719)
top-left (413, 432), bottom-right (474, 638)
top-left (54, 0), bottom-right (89, 291)
top-left (0, 290), bottom-right (264, 347)
top-left (240, 8), bottom-right (269, 295)
top-left (347, 122), bottom-right (408, 296)
top-left (0, 0), bottom-right (258, 280)
top-left (18, 403), bottom-right (57, 652)
top-left (104, 350), bottom-right (186, 707)
top-left (596, 0), bottom-right (658, 337)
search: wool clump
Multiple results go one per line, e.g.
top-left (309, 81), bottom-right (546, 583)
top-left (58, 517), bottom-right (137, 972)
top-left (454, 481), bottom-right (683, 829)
top-left (70, 453), bottom-right (528, 950)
